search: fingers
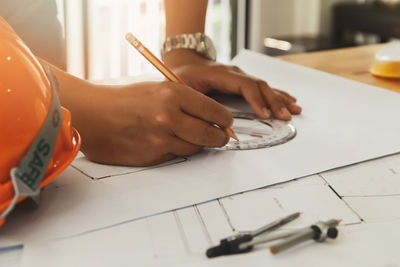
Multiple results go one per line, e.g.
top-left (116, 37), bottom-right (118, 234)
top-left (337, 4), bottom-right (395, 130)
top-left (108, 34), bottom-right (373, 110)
top-left (204, 68), bottom-right (272, 119)
top-left (274, 90), bottom-right (302, 115)
top-left (204, 66), bottom-right (301, 121)
top-left (236, 77), bottom-right (293, 121)
top-left (273, 88), bottom-right (297, 102)
top-left (257, 81), bottom-right (292, 121)
top-left (229, 65), bottom-right (302, 120)
top-left (239, 81), bottom-right (271, 119)
top-left (176, 84), bottom-right (233, 128)
top-left (173, 113), bottom-right (230, 147)
top-left (168, 137), bottom-right (203, 156)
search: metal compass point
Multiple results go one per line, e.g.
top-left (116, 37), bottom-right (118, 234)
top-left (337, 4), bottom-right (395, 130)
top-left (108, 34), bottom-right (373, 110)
top-left (222, 112), bottom-right (297, 150)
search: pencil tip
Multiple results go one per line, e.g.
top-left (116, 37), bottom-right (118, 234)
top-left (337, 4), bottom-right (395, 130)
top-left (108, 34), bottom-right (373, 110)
top-left (227, 128), bottom-right (239, 141)
top-left (231, 134), bottom-right (239, 141)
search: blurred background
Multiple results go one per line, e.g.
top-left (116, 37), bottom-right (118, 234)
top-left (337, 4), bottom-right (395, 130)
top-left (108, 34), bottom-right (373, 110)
top-left (37, 0), bottom-right (400, 80)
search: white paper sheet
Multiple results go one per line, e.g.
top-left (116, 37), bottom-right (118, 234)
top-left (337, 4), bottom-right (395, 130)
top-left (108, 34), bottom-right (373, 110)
top-left (169, 221), bottom-right (400, 267)
top-left (20, 218), bottom-right (156, 267)
top-left (0, 247), bottom-right (22, 267)
top-left (2, 49), bottom-right (400, 248)
top-left (196, 202), bottom-right (234, 245)
top-left (344, 196), bottom-right (400, 223)
top-left (219, 175), bottom-right (360, 232)
top-left (176, 208), bottom-right (210, 254)
top-left (321, 153), bottom-right (400, 197)
top-left (22, 220), bottom-right (400, 267)
top-left (72, 153), bottom-right (187, 180)
top-left (19, 175), bottom-right (363, 267)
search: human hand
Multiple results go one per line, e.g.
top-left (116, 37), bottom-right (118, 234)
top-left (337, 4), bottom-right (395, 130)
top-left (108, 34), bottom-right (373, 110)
top-left (67, 81), bottom-right (233, 166)
top-left (163, 50), bottom-right (302, 121)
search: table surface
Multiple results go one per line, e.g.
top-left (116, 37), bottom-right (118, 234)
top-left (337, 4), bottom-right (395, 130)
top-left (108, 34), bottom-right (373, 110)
top-left (280, 44), bottom-right (400, 93)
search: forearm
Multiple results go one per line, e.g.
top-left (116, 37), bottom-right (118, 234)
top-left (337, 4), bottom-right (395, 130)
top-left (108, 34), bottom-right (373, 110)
top-left (164, 0), bottom-right (208, 37)
top-left (39, 59), bottom-right (98, 116)
top-left (38, 59), bottom-right (115, 150)
top-left (163, 0), bottom-right (209, 67)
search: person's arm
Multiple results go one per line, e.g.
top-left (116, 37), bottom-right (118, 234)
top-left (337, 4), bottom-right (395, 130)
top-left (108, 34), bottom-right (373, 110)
top-left (42, 60), bottom-right (233, 166)
top-left (165, 0), bottom-right (207, 38)
top-left (164, 0), bottom-right (209, 67)
top-left (163, 0), bottom-right (301, 121)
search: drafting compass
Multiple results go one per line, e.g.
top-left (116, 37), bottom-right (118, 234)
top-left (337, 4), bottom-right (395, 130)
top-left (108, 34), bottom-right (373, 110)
top-left (221, 112), bottom-right (296, 150)
top-left (206, 212), bottom-right (341, 257)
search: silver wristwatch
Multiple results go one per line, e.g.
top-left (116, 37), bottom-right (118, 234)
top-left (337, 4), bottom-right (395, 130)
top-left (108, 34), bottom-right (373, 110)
top-left (161, 33), bottom-right (217, 61)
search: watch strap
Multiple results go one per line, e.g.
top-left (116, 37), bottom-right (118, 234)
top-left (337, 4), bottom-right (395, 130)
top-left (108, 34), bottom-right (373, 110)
top-left (163, 33), bottom-right (202, 52)
top-left (162, 32), bottom-right (214, 60)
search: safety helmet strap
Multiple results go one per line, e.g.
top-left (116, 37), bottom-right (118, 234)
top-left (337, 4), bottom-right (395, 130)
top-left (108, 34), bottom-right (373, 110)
top-left (0, 65), bottom-right (62, 219)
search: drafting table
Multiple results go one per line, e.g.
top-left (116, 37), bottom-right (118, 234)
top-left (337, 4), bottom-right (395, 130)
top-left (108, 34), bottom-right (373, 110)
top-left (2, 44), bottom-right (400, 267)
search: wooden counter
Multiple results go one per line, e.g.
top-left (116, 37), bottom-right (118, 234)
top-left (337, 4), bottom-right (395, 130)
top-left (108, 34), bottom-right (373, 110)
top-left (279, 44), bottom-right (400, 93)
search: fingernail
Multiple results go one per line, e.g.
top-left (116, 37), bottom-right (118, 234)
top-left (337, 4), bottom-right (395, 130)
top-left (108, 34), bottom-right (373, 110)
top-left (290, 103), bottom-right (302, 113)
top-left (262, 107), bottom-right (271, 119)
top-left (280, 107), bottom-right (291, 119)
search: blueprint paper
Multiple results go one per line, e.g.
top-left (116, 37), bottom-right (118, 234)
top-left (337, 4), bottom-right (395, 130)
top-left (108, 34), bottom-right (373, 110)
top-left (219, 175), bottom-right (360, 231)
top-left (0, 248), bottom-right (22, 267)
top-left (19, 176), bottom-right (362, 267)
top-left (169, 222), bottom-right (400, 267)
top-left (321, 153), bottom-right (400, 196)
top-left (20, 220), bottom-right (400, 267)
top-left (72, 153), bottom-right (187, 180)
top-left (2, 49), bottom-right (400, 248)
top-left (344, 196), bottom-right (400, 223)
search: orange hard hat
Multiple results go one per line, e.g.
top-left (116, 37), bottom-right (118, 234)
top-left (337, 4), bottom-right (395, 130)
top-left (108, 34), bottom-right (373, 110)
top-left (0, 17), bottom-right (81, 226)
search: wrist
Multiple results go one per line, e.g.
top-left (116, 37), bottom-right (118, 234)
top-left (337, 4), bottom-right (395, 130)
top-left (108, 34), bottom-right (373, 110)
top-left (162, 32), bottom-right (216, 66)
top-left (163, 49), bottom-right (210, 69)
